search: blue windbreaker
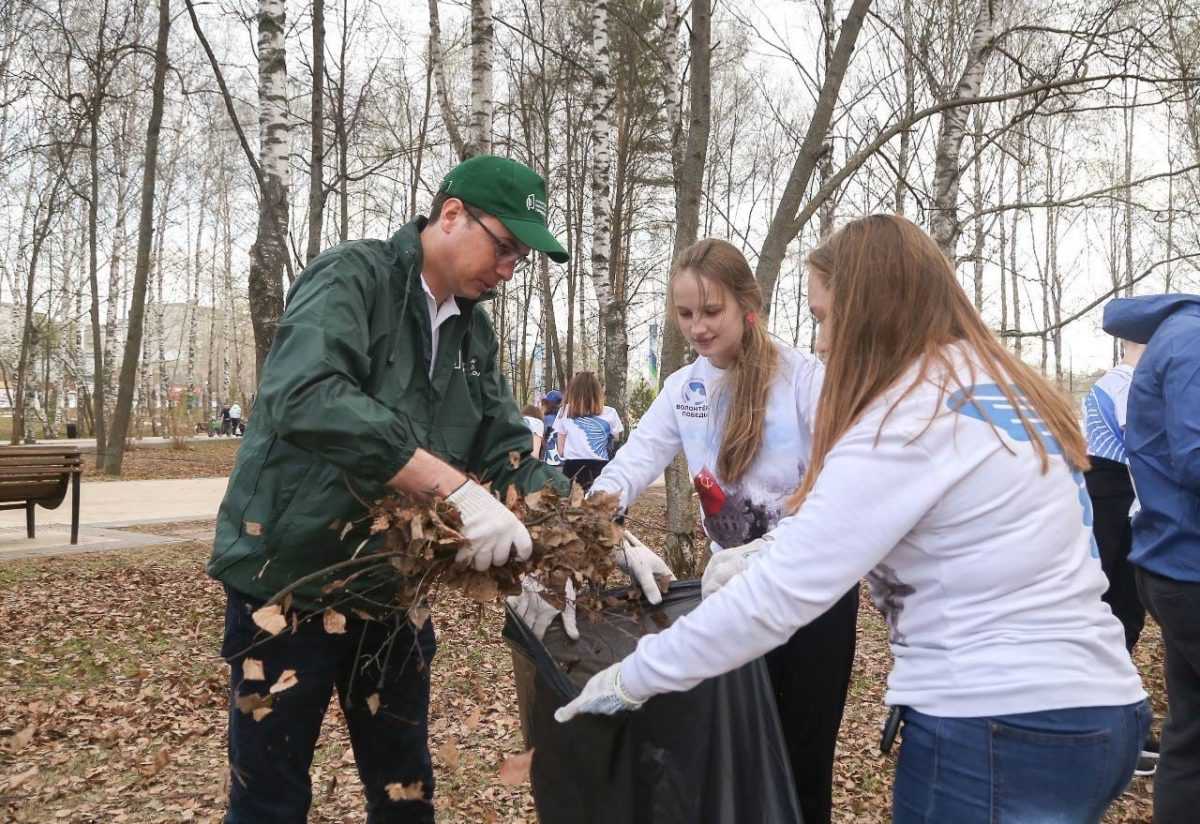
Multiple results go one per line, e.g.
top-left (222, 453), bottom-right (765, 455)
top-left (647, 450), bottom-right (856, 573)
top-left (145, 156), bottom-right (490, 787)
top-left (1102, 294), bottom-right (1200, 581)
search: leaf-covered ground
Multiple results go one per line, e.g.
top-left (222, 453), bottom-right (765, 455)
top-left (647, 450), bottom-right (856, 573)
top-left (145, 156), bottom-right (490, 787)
top-left (0, 491), bottom-right (1163, 822)
top-left (81, 440), bottom-right (242, 482)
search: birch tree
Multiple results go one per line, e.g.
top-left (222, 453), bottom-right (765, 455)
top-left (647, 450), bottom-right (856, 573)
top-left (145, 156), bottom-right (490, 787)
top-left (247, 0), bottom-right (289, 379)
top-left (467, 0), bottom-right (493, 157)
top-left (105, 0), bottom-right (170, 474)
top-left (589, 0), bottom-right (627, 419)
top-left (659, 0), bottom-right (711, 577)
top-left (929, 0), bottom-right (1003, 260)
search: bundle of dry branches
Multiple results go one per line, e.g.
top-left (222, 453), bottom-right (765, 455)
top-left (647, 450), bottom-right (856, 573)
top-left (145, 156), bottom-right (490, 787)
top-left (250, 478), bottom-right (626, 639)
top-left (372, 482), bottom-right (624, 621)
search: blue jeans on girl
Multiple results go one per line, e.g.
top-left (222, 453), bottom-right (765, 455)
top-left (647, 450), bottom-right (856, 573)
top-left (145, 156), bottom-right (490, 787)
top-left (893, 701), bottom-right (1149, 823)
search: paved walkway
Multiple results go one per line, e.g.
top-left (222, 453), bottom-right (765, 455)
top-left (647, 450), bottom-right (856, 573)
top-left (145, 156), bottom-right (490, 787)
top-left (0, 465), bottom-right (667, 562)
top-left (5, 434), bottom-right (226, 453)
top-left (0, 477), bottom-right (228, 562)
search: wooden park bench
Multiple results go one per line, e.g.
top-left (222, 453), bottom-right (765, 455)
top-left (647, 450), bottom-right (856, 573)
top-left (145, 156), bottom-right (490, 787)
top-left (0, 445), bottom-right (82, 544)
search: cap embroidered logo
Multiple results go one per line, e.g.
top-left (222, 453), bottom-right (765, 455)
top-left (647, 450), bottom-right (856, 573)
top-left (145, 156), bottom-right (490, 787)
top-left (525, 193), bottom-right (547, 220)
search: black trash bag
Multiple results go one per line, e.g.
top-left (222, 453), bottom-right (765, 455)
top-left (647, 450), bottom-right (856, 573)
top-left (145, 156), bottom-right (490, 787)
top-left (503, 579), bottom-right (803, 824)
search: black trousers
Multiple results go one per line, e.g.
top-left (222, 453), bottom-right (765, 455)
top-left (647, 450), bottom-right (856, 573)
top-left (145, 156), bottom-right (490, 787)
top-left (1085, 457), bottom-right (1145, 651)
top-left (561, 459), bottom-right (608, 492)
top-left (1136, 568), bottom-right (1200, 824)
top-left (765, 586), bottom-right (860, 824)
top-left (220, 586), bottom-right (437, 824)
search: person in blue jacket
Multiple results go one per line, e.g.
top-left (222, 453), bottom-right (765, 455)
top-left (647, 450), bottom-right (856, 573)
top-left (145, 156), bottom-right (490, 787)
top-left (1103, 294), bottom-right (1200, 824)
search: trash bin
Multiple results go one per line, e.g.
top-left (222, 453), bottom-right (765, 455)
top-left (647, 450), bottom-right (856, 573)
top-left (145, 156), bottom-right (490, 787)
top-left (65, 422), bottom-right (78, 439)
top-left (503, 580), bottom-right (802, 824)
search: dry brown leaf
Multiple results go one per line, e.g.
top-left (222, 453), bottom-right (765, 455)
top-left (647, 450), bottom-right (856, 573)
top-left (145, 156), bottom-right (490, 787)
top-left (505, 484), bottom-right (520, 509)
top-left (141, 746), bottom-right (170, 777)
top-left (269, 669), bottom-right (298, 694)
top-left (244, 520), bottom-right (263, 536)
top-left (436, 737), bottom-right (460, 771)
top-left (497, 749), bottom-right (534, 785)
top-left (508, 450), bottom-right (521, 469)
top-left (5, 766), bottom-right (38, 790)
top-left (242, 658), bottom-right (265, 681)
top-left (252, 706), bottom-right (273, 722)
top-left (384, 780), bottom-right (425, 801)
top-left (251, 604), bottom-right (287, 636)
top-left (367, 693), bottom-right (381, 716)
top-left (8, 723), bottom-right (34, 751)
top-left (464, 707), bottom-right (481, 733)
top-left (407, 604), bottom-right (431, 630)
top-left (234, 692), bottom-right (273, 716)
top-left (323, 609), bottom-right (347, 635)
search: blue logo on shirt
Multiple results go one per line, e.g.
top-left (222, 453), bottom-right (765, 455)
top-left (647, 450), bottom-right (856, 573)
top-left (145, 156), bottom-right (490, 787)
top-left (683, 380), bottom-right (707, 406)
top-left (947, 384), bottom-right (1098, 558)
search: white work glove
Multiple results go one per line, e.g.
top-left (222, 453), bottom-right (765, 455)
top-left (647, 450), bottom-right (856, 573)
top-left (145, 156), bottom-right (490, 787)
top-left (614, 531), bottom-right (676, 605)
top-left (554, 661), bottom-right (647, 723)
top-left (701, 537), bottom-right (770, 599)
top-left (446, 480), bottom-right (533, 571)
top-left (507, 575), bottom-right (579, 641)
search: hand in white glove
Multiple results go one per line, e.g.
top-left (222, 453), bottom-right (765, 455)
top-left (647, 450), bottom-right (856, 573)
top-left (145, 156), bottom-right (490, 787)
top-left (554, 661), bottom-right (646, 723)
top-left (614, 531), bottom-right (675, 605)
top-left (700, 537), bottom-right (770, 598)
top-left (446, 480), bottom-right (533, 571)
top-left (507, 575), bottom-right (579, 641)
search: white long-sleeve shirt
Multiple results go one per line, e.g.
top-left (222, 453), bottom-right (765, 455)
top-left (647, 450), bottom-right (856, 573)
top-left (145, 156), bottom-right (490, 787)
top-left (591, 347), bottom-right (823, 551)
top-left (622, 344), bottom-right (1145, 717)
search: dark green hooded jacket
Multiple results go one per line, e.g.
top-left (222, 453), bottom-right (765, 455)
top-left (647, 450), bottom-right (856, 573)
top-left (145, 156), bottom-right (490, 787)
top-left (208, 219), bottom-right (567, 612)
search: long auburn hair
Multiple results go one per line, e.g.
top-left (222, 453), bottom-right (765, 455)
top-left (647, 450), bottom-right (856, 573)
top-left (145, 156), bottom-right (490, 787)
top-left (670, 238), bottom-right (779, 484)
top-left (564, 371), bottom-right (603, 417)
top-left (786, 214), bottom-right (1088, 512)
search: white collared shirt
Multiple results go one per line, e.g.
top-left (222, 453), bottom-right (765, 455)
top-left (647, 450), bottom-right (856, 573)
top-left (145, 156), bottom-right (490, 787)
top-left (420, 275), bottom-right (461, 377)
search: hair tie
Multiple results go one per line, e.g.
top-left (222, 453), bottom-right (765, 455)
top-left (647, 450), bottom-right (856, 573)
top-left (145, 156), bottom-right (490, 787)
top-left (746, 312), bottom-right (758, 325)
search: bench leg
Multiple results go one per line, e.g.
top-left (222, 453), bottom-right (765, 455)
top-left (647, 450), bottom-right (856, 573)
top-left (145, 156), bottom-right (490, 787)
top-left (71, 470), bottom-right (81, 544)
top-left (26, 501), bottom-right (35, 539)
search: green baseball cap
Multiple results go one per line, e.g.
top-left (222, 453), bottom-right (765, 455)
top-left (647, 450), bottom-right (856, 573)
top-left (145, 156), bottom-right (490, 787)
top-left (438, 155), bottom-right (569, 263)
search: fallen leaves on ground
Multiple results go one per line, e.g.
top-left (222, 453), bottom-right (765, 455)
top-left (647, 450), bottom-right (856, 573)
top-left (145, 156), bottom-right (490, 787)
top-left (80, 438), bottom-right (241, 482)
top-left (0, 493), bottom-right (1162, 822)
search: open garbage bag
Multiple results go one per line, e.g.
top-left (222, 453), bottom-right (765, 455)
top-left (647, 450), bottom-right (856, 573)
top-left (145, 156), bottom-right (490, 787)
top-left (503, 579), bottom-right (803, 824)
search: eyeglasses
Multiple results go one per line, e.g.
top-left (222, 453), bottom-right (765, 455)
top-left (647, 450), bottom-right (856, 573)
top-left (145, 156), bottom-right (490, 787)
top-left (464, 206), bottom-right (531, 275)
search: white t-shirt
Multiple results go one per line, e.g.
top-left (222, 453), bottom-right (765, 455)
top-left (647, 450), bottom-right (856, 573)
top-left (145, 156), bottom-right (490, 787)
top-left (622, 343), bottom-right (1145, 718)
top-left (553, 406), bottom-right (624, 461)
top-left (522, 416), bottom-right (545, 438)
top-left (591, 347), bottom-right (823, 551)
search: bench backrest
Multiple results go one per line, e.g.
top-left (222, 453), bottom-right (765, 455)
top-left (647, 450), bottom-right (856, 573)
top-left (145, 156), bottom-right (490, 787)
top-left (0, 447), bottom-right (82, 503)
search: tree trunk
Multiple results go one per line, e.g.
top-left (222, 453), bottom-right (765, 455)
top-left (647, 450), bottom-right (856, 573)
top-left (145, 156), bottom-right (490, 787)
top-left (105, 0), bottom-right (170, 474)
top-left (754, 0), bottom-right (871, 311)
top-left (248, 0), bottom-right (290, 382)
top-left (305, 0), bottom-right (325, 263)
top-left (589, 0), bottom-right (626, 422)
top-left (428, 0), bottom-right (466, 160)
top-left (87, 111), bottom-right (106, 459)
top-left (660, 0), bottom-right (711, 578)
top-left (929, 0), bottom-right (1001, 261)
top-left (468, 0), bottom-right (493, 157)
top-left (895, 0), bottom-right (916, 214)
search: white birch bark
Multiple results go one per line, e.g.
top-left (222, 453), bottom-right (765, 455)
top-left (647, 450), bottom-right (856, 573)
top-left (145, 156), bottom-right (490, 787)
top-left (588, 0), bottom-right (625, 421)
top-left (428, 0), bottom-right (466, 160)
top-left (662, 0), bottom-right (683, 177)
top-left (248, 0), bottom-right (289, 379)
top-left (467, 0), bottom-right (493, 157)
top-left (930, 0), bottom-right (1002, 260)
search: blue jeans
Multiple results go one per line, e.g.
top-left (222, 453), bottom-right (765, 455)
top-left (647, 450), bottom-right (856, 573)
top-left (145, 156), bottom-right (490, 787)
top-left (893, 701), bottom-right (1149, 823)
top-left (220, 586), bottom-right (437, 823)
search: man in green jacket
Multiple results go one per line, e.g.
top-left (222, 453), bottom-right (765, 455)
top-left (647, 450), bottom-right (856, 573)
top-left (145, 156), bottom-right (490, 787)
top-left (210, 156), bottom-right (573, 823)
